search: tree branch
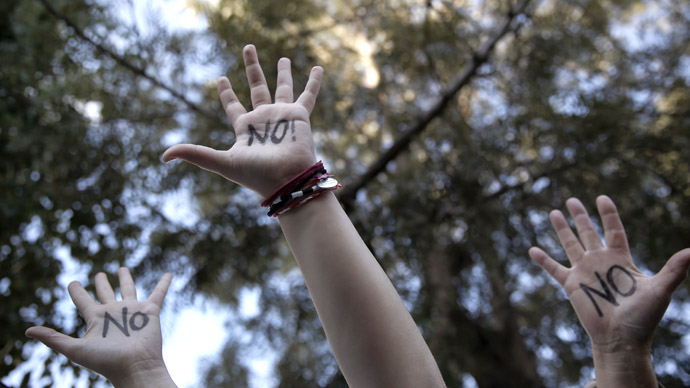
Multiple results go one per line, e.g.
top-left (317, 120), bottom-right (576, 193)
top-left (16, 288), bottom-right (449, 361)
top-left (615, 153), bottom-right (688, 198)
top-left (482, 160), bottom-right (578, 201)
top-left (339, 0), bottom-right (531, 211)
top-left (39, 0), bottom-right (218, 121)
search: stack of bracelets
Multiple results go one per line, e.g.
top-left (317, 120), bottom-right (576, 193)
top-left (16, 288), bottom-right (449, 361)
top-left (261, 161), bottom-right (342, 217)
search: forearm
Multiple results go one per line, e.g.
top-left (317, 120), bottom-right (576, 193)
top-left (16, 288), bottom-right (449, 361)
top-left (279, 192), bottom-right (445, 388)
top-left (592, 344), bottom-right (657, 388)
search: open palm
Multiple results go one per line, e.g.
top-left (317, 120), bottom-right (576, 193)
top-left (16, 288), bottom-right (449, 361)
top-left (162, 44), bottom-right (323, 198)
top-left (529, 196), bottom-right (690, 351)
top-left (25, 268), bottom-right (172, 386)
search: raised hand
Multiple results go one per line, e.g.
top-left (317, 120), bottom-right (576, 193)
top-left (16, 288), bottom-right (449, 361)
top-left (529, 195), bottom-right (690, 387)
top-left (162, 44), bottom-right (324, 198)
top-left (162, 45), bottom-right (446, 387)
top-left (25, 268), bottom-right (176, 388)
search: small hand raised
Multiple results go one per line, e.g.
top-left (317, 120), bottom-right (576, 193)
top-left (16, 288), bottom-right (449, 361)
top-left (162, 44), bottom-right (324, 198)
top-left (26, 268), bottom-right (173, 387)
top-left (529, 195), bottom-right (690, 351)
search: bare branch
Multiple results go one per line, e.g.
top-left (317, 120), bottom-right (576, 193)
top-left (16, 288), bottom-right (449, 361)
top-left (339, 0), bottom-right (532, 211)
top-left (39, 0), bottom-right (218, 121)
top-left (482, 161), bottom-right (578, 201)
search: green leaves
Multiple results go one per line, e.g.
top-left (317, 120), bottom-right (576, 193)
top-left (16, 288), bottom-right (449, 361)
top-left (4, 0), bottom-right (690, 386)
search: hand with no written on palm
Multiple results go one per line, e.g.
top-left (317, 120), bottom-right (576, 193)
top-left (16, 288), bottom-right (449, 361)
top-left (162, 44), bottom-right (324, 199)
top-left (529, 195), bottom-right (690, 388)
top-left (25, 267), bottom-right (177, 388)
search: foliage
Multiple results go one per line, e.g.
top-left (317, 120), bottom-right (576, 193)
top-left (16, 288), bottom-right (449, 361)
top-left (2, 0), bottom-right (689, 387)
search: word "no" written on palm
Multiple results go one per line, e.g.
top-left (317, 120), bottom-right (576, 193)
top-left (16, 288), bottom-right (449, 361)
top-left (102, 307), bottom-right (150, 337)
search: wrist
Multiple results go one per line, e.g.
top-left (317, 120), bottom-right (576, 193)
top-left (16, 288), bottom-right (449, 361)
top-left (261, 161), bottom-right (341, 217)
top-left (591, 343), bottom-right (656, 388)
top-left (110, 361), bottom-right (177, 388)
top-left (258, 154), bottom-right (317, 199)
top-left (278, 190), bottom-right (338, 220)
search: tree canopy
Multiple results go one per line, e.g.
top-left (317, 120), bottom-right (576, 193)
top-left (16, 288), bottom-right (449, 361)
top-left (2, 0), bottom-right (689, 387)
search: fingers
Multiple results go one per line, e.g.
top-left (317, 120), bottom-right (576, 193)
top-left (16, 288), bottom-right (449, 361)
top-left (274, 57), bottom-right (294, 103)
top-left (566, 198), bottom-right (604, 251)
top-left (296, 66), bottom-right (324, 114)
top-left (243, 44), bottom-right (272, 109)
top-left (655, 248), bottom-right (690, 295)
top-left (529, 247), bottom-right (569, 287)
top-left (217, 76), bottom-right (248, 125)
top-left (162, 144), bottom-right (230, 177)
top-left (96, 269), bottom-right (138, 302)
top-left (549, 209), bottom-right (585, 262)
top-left (596, 195), bottom-right (629, 251)
top-left (118, 267), bottom-right (137, 301)
top-left (218, 45), bottom-right (318, 116)
top-left (94, 272), bottom-right (116, 304)
top-left (68, 281), bottom-right (95, 313)
top-left (25, 326), bottom-right (79, 360)
top-left (148, 272), bottom-right (173, 308)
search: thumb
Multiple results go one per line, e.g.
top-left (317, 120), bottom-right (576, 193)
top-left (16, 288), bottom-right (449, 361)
top-left (26, 326), bottom-right (79, 359)
top-left (655, 248), bottom-right (690, 295)
top-left (162, 144), bottom-right (231, 177)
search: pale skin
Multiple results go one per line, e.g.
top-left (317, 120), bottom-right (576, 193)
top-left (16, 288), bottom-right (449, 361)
top-left (529, 196), bottom-right (690, 388)
top-left (25, 268), bottom-right (176, 388)
top-left (163, 44), bottom-right (446, 388)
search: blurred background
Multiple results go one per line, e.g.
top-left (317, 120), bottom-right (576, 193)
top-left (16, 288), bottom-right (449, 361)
top-left (1, 0), bottom-right (689, 386)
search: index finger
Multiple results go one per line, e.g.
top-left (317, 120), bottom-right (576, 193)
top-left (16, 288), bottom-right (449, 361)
top-left (218, 77), bottom-right (248, 126)
top-left (67, 281), bottom-right (95, 313)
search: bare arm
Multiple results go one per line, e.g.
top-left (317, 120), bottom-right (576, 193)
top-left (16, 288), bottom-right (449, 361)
top-left (279, 193), bottom-right (444, 387)
top-left (162, 45), bottom-right (445, 387)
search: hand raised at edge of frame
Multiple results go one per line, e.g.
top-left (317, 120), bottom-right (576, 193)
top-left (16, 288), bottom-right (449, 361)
top-left (25, 268), bottom-right (176, 388)
top-left (162, 44), bottom-right (324, 198)
top-left (529, 195), bottom-right (690, 353)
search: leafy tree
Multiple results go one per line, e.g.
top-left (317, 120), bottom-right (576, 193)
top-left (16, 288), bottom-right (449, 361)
top-left (2, 0), bottom-right (689, 387)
